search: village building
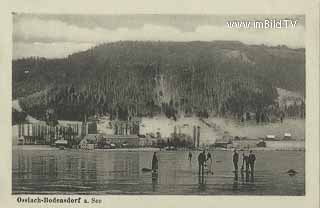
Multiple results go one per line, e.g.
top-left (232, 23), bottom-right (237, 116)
top-left (105, 134), bottom-right (139, 147)
top-left (265, 135), bottom-right (278, 141)
top-left (213, 138), bottom-right (232, 149)
top-left (94, 118), bottom-right (141, 148)
top-left (138, 135), bottom-right (157, 147)
top-left (13, 120), bottom-right (89, 145)
top-left (79, 134), bottom-right (100, 150)
top-left (111, 119), bottom-right (140, 135)
top-left (79, 139), bottom-right (95, 150)
top-left (283, 133), bottom-right (292, 140)
top-left (54, 139), bottom-right (68, 148)
top-left (257, 140), bottom-right (267, 147)
top-left (232, 139), bottom-right (264, 149)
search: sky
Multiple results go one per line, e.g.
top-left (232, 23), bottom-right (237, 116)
top-left (13, 14), bottom-right (305, 59)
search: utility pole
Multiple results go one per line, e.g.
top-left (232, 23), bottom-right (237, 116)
top-left (197, 126), bottom-right (200, 149)
top-left (193, 126), bottom-right (196, 149)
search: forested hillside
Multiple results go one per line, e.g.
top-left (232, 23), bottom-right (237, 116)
top-left (12, 41), bottom-right (305, 121)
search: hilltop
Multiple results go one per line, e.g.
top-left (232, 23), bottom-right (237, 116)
top-left (12, 41), bottom-right (305, 122)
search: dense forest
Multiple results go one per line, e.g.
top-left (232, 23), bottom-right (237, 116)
top-left (12, 41), bottom-right (305, 122)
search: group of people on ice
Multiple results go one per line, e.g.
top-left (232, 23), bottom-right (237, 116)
top-left (232, 149), bottom-right (256, 173)
top-left (150, 149), bottom-right (256, 177)
top-left (194, 150), bottom-right (214, 175)
top-left (191, 149), bottom-right (256, 176)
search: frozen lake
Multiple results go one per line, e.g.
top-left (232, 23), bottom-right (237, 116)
top-left (12, 146), bottom-right (305, 195)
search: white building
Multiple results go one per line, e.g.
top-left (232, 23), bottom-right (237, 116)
top-left (79, 134), bottom-right (98, 150)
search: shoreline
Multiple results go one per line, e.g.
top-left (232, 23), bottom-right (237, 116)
top-left (12, 145), bottom-right (305, 152)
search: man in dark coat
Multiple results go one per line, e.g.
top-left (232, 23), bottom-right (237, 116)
top-left (198, 150), bottom-right (206, 175)
top-left (241, 152), bottom-right (249, 172)
top-left (188, 151), bottom-right (192, 162)
top-left (248, 150), bottom-right (256, 174)
top-left (233, 149), bottom-right (239, 172)
top-left (152, 152), bottom-right (158, 172)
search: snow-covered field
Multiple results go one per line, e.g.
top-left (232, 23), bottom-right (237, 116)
top-left (97, 115), bottom-right (305, 146)
top-left (204, 117), bottom-right (305, 140)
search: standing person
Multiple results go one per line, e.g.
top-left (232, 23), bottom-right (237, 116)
top-left (207, 152), bottom-right (212, 162)
top-left (188, 151), bottom-right (192, 162)
top-left (152, 152), bottom-right (158, 173)
top-left (241, 152), bottom-right (249, 172)
top-left (206, 152), bottom-right (213, 174)
top-left (203, 150), bottom-right (206, 170)
top-left (198, 150), bottom-right (206, 176)
top-left (248, 150), bottom-right (256, 174)
top-left (280, 111), bottom-right (285, 123)
top-left (233, 149), bottom-right (239, 172)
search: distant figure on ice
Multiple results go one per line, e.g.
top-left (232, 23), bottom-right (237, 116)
top-left (248, 150), bottom-right (256, 174)
top-left (241, 152), bottom-right (249, 172)
top-left (232, 149), bottom-right (239, 172)
top-left (188, 151), bottom-right (192, 162)
top-left (198, 150), bottom-right (206, 175)
top-left (280, 111), bottom-right (285, 123)
top-left (206, 152), bottom-right (213, 174)
top-left (152, 152), bottom-right (158, 173)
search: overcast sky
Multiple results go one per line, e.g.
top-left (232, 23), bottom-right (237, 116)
top-left (13, 14), bottom-right (305, 59)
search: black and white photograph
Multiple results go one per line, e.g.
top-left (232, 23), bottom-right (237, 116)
top-left (11, 14), bottom-right (306, 196)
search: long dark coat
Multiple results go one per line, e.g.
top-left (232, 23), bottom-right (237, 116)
top-left (152, 154), bottom-right (158, 170)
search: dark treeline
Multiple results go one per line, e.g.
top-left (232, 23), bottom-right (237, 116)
top-left (13, 41), bottom-right (305, 122)
top-left (12, 109), bottom-right (27, 125)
